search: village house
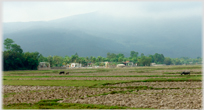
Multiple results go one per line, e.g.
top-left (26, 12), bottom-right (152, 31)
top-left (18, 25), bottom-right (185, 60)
top-left (70, 63), bottom-right (81, 68)
top-left (38, 62), bottom-right (50, 70)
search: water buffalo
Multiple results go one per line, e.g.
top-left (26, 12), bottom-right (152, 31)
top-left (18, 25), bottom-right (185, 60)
top-left (181, 71), bottom-right (190, 75)
top-left (66, 72), bottom-right (69, 75)
top-left (59, 71), bottom-right (65, 75)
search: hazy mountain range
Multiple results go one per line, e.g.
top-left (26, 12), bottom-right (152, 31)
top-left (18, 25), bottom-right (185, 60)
top-left (3, 12), bottom-right (202, 58)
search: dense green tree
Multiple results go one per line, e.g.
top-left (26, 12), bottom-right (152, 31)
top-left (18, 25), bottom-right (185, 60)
top-left (3, 51), bottom-right (40, 70)
top-left (107, 53), bottom-right (117, 59)
top-left (172, 58), bottom-right (182, 65)
top-left (75, 53), bottom-right (78, 57)
top-left (4, 38), bottom-right (23, 53)
top-left (117, 53), bottom-right (125, 58)
top-left (141, 53), bottom-right (144, 57)
top-left (118, 57), bottom-right (123, 62)
top-left (53, 56), bottom-right (63, 67)
top-left (76, 57), bottom-right (85, 65)
top-left (103, 58), bottom-right (109, 62)
top-left (10, 44), bottom-right (23, 53)
top-left (130, 51), bottom-right (135, 58)
top-left (110, 58), bottom-right (118, 62)
top-left (63, 56), bottom-right (70, 65)
top-left (24, 52), bottom-right (40, 69)
top-left (70, 55), bottom-right (78, 63)
top-left (90, 56), bottom-right (93, 62)
top-left (3, 38), bottom-right (40, 70)
top-left (131, 57), bottom-right (137, 64)
top-left (164, 57), bottom-right (172, 65)
top-left (3, 51), bottom-right (24, 70)
top-left (38, 54), bottom-right (47, 62)
top-left (91, 57), bottom-right (96, 63)
top-left (148, 55), bottom-right (154, 63)
top-left (79, 57), bottom-right (87, 66)
top-left (130, 51), bottom-right (138, 58)
top-left (153, 53), bottom-right (165, 64)
top-left (123, 58), bottom-right (127, 62)
top-left (138, 56), bottom-right (151, 66)
top-left (47, 55), bottom-right (53, 67)
top-left (97, 56), bottom-right (103, 62)
top-left (85, 57), bottom-right (89, 62)
top-left (107, 53), bottom-right (110, 58)
top-left (4, 38), bottom-right (14, 50)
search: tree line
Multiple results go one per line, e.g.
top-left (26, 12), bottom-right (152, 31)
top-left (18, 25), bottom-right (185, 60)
top-left (3, 38), bottom-right (202, 70)
top-left (3, 38), bottom-right (40, 71)
top-left (38, 51), bottom-right (201, 67)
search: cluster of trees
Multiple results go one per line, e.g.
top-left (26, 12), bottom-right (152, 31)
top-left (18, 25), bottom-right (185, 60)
top-left (3, 38), bottom-right (40, 70)
top-left (38, 51), bottom-right (202, 67)
top-left (3, 38), bottom-right (202, 70)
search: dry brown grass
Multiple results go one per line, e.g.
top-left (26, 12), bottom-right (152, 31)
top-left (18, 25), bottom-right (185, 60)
top-left (106, 82), bottom-right (202, 88)
top-left (3, 86), bottom-right (127, 105)
top-left (62, 89), bottom-right (202, 109)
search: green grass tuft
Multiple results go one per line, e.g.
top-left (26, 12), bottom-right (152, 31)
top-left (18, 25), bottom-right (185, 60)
top-left (4, 99), bottom-right (138, 109)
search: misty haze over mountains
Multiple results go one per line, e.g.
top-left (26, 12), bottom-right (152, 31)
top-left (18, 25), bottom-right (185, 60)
top-left (3, 12), bottom-right (202, 58)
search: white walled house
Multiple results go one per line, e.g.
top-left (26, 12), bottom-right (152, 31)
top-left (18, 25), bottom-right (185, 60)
top-left (70, 63), bottom-right (80, 67)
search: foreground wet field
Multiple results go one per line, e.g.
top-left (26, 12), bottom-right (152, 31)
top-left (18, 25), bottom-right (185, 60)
top-left (3, 65), bottom-right (202, 109)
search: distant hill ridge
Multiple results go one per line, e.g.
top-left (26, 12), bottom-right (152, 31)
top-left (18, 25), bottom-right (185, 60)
top-left (3, 12), bottom-right (202, 58)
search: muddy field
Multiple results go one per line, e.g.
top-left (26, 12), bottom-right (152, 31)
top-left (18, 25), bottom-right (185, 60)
top-left (3, 65), bottom-right (202, 109)
top-left (106, 82), bottom-right (202, 88)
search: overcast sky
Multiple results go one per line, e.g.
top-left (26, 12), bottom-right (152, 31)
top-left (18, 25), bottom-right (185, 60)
top-left (3, 1), bottom-right (202, 22)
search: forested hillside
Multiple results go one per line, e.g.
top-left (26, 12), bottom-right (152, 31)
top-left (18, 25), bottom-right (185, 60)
top-left (3, 12), bottom-right (202, 58)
